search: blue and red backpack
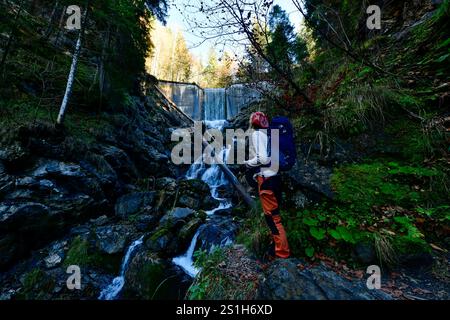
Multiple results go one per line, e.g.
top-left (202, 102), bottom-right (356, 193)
top-left (267, 116), bottom-right (297, 171)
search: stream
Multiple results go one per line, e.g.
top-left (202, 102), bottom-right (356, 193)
top-left (98, 236), bottom-right (144, 300)
top-left (172, 119), bottom-right (233, 277)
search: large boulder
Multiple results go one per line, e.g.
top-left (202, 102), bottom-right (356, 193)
top-left (258, 259), bottom-right (392, 300)
top-left (94, 145), bottom-right (138, 183)
top-left (123, 248), bottom-right (191, 299)
top-left (0, 144), bottom-right (30, 168)
top-left (159, 207), bottom-right (196, 228)
top-left (95, 224), bottom-right (135, 255)
top-left (145, 227), bottom-right (179, 256)
top-left (176, 180), bottom-right (219, 211)
top-left (282, 158), bottom-right (334, 202)
top-left (29, 159), bottom-right (106, 200)
top-left (0, 202), bottom-right (51, 269)
top-left (178, 218), bottom-right (203, 246)
top-left (0, 202), bottom-right (50, 227)
top-left (115, 192), bottom-right (156, 218)
top-left (197, 216), bottom-right (238, 251)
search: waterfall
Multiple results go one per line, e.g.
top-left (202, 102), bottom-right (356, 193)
top-left (172, 120), bottom-right (232, 277)
top-left (204, 88), bottom-right (226, 120)
top-left (98, 236), bottom-right (144, 300)
top-left (158, 81), bottom-right (262, 120)
top-left (171, 230), bottom-right (201, 277)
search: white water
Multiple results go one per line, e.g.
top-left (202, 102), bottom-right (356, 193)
top-left (172, 120), bottom-right (233, 277)
top-left (172, 230), bottom-right (201, 277)
top-left (98, 236), bottom-right (144, 300)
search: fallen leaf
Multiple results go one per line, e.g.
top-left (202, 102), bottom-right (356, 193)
top-left (430, 243), bottom-right (447, 252)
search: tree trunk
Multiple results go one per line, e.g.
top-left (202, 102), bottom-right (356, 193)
top-left (44, 0), bottom-right (59, 39)
top-left (56, 2), bottom-right (89, 126)
top-left (98, 24), bottom-right (110, 112)
top-left (0, 0), bottom-right (24, 76)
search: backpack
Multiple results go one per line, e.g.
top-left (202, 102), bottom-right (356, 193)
top-left (267, 116), bottom-right (297, 172)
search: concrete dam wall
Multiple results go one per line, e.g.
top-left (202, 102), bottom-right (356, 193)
top-left (158, 81), bottom-right (261, 121)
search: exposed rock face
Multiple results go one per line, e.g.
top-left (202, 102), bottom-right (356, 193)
top-left (176, 180), bottom-right (219, 210)
top-left (197, 216), bottom-right (238, 251)
top-left (146, 208), bottom-right (204, 257)
top-left (258, 259), bottom-right (392, 300)
top-left (159, 207), bottom-right (196, 228)
top-left (123, 248), bottom-right (191, 300)
top-left (95, 224), bottom-right (134, 255)
top-left (283, 157), bottom-right (334, 201)
top-left (115, 192), bottom-right (156, 218)
top-left (0, 80), bottom-right (191, 271)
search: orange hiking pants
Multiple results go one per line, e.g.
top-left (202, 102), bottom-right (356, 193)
top-left (257, 175), bottom-right (290, 259)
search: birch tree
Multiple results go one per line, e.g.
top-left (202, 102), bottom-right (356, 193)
top-left (56, 1), bottom-right (89, 126)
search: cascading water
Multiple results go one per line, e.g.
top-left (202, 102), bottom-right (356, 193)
top-left (204, 88), bottom-right (226, 120)
top-left (98, 236), bottom-right (144, 300)
top-left (172, 120), bottom-right (233, 277)
top-left (172, 230), bottom-right (201, 277)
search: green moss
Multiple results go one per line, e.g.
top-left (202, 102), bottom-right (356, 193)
top-left (63, 236), bottom-right (121, 274)
top-left (150, 227), bottom-right (169, 242)
top-left (135, 263), bottom-right (166, 299)
top-left (19, 268), bottom-right (55, 300)
top-left (332, 161), bottom-right (439, 210)
top-left (385, 119), bottom-right (447, 164)
top-left (64, 236), bottom-right (90, 267)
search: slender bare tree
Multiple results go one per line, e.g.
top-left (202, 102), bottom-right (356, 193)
top-left (56, 1), bottom-right (89, 126)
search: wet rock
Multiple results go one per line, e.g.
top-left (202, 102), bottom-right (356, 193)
top-left (32, 160), bottom-right (85, 179)
top-left (115, 192), bottom-right (156, 218)
top-left (179, 218), bottom-right (202, 245)
top-left (146, 228), bottom-right (177, 256)
top-left (0, 144), bottom-right (30, 168)
top-left (155, 177), bottom-right (177, 192)
top-left (176, 179), bottom-right (219, 210)
top-left (95, 225), bottom-right (133, 255)
top-left (28, 159), bottom-right (106, 200)
top-left (159, 207), bottom-right (196, 228)
top-left (44, 253), bottom-right (62, 269)
top-left (177, 195), bottom-right (201, 209)
top-left (43, 240), bottom-right (67, 269)
top-left (135, 214), bottom-right (158, 232)
top-left (197, 216), bottom-right (238, 251)
top-left (283, 158), bottom-right (334, 201)
top-left (258, 259), bottom-right (392, 300)
top-left (90, 215), bottom-right (109, 226)
top-left (0, 169), bottom-right (14, 196)
top-left (123, 248), bottom-right (190, 299)
top-left (95, 145), bottom-right (138, 183)
top-left (0, 202), bottom-right (50, 227)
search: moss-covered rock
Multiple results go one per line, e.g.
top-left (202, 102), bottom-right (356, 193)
top-left (123, 249), bottom-right (190, 300)
top-left (17, 268), bottom-right (55, 300)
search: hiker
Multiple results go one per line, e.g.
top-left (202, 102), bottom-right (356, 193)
top-left (245, 112), bottom-right (290, 259)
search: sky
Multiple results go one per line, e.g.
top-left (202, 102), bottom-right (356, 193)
top-left (164, 0), bottom-right (304, 63)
